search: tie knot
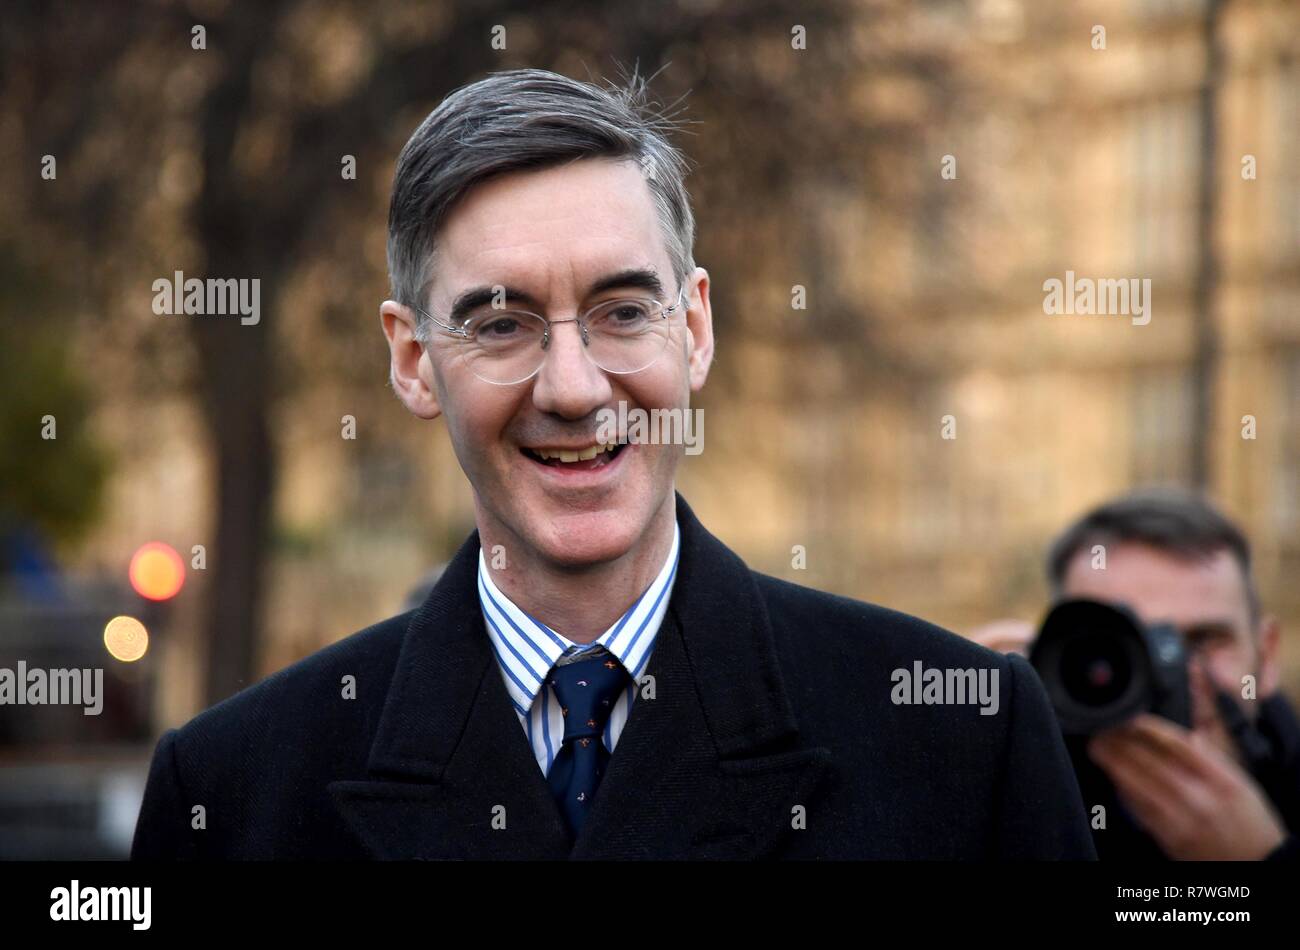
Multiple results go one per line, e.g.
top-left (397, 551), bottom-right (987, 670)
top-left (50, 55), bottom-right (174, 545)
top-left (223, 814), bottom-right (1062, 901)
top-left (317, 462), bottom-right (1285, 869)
top-left (548, 652), bottom-right (631, 740)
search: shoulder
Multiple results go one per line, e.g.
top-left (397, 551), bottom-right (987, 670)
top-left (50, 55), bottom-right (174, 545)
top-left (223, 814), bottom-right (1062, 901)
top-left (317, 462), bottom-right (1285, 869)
top-left (134, 612), bottom-right (413, 857)
top-left (750, 569), bottom-right (1007, 672)
top-left (171, 610), bottom-right (412, 758)
top-left (747, 570), bottom-right (1064, 799)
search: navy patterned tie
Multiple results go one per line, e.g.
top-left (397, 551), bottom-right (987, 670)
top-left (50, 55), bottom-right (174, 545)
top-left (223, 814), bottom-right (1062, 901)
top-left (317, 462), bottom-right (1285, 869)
top-left (546, 651), bottom-right (631, 837)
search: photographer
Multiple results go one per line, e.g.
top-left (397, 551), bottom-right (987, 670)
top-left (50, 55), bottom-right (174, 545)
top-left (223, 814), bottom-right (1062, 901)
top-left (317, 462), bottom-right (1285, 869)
top-left (972, 490), bottom-right (1300, 861)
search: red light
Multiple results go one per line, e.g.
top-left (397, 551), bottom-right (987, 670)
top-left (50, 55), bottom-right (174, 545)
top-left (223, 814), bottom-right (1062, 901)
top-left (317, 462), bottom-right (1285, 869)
top-left (129, 542), bottom-right (185, 601)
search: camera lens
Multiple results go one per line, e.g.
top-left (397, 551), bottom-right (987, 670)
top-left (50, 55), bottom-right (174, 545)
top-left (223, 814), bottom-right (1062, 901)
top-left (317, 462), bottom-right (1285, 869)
top-left (1059, 632), bottom-right (1132, 708)
top-left (1030, 599), bottom-right (1155, 734)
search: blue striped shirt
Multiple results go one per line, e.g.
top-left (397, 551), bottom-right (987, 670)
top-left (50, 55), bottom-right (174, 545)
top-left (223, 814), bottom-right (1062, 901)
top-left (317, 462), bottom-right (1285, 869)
top-left (476, 520), bottom-right (681, 777)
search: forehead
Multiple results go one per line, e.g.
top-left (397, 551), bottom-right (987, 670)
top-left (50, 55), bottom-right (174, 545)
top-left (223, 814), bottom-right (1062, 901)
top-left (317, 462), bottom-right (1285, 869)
top-left (432, 157), bottom-right (669, 297)
top-left (1060, 541), bottom-right (1251, 630)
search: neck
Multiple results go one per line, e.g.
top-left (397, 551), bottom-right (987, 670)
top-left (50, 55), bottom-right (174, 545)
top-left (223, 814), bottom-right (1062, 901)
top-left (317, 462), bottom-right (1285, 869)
top-left (477, 492), bottom-right (677, 644)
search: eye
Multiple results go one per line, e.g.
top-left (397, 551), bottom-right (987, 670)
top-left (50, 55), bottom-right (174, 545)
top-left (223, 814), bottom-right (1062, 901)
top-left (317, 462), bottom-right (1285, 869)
top-left (615, 301), bottom-right (651, 320)
top-left (600, 300), bottom-right (654, 327)
top-left (470, 314), bottom-right (525, 340)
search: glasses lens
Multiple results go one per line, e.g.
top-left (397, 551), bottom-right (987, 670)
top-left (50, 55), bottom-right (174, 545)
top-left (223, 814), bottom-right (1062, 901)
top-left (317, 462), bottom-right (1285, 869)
top-left (585, 298), bottom-right (673, 374)
top-left (462, 310), bottom-right (547, 384)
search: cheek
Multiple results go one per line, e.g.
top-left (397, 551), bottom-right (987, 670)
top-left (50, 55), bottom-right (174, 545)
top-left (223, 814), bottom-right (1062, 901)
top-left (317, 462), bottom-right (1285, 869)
top-left (632, 358), bottom-right (691, 410)
top-left (442, 391), bottom-right (516, 470)
top-left (1203, 644), bottom-right (1249, 686)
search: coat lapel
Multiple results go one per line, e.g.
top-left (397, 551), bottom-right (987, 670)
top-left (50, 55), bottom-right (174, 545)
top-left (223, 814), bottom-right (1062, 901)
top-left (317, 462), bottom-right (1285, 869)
top-left (328, 531), bottom-right (570, 859)
top-left (570, 494), bottom-right (830, 859)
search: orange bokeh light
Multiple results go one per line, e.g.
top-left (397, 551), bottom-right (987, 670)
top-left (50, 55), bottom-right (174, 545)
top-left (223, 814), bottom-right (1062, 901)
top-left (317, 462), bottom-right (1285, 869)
top-left (129, 542), bottom-right (185, 601)
top-left (104, 615), bottom-right (149, 662)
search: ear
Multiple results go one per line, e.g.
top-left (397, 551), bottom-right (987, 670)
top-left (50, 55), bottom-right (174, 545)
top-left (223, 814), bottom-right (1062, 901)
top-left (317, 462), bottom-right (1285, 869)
top-left (380, 300), bottom-right (442, 420)
top-left (1257, 614), bottom-right (1282, 696)
top-left (682, 267), bottom-right (714, 393)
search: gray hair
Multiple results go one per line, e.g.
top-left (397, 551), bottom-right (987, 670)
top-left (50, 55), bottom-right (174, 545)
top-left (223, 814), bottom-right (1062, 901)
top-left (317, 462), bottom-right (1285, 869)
top-left (386, 67), bottom-right (696, 339)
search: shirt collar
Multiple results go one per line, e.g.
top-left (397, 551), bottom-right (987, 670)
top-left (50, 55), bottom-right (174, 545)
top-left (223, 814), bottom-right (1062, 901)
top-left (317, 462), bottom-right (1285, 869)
top-left (476, 520), bottom-right (681, 715)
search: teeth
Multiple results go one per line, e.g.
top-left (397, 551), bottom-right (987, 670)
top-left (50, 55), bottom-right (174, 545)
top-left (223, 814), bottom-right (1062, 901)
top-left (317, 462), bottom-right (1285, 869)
top-left (532, 443), bottom-right (617, 462)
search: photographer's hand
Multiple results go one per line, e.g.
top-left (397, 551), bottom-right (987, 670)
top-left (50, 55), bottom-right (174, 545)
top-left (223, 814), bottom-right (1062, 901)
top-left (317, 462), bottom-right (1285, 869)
top-left (967, 619), bottom-right (1035, 656)
top-left (1088, 714), bottom-right (1285, 860)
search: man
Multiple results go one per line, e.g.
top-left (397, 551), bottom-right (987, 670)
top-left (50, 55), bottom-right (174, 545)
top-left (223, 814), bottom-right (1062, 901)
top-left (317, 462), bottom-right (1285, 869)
top-left (972, 490), bottom-right (1300, 860)
top-left (132, 68), bottom-right (1094, 859)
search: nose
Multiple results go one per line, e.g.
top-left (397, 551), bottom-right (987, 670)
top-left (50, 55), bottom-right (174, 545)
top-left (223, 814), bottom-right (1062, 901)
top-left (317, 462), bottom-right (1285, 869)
top-left (530, 319), bottom-right (612, 419)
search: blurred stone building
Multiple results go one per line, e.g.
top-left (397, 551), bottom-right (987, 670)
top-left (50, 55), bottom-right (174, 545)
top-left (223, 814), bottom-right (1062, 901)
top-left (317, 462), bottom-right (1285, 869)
top-left (681, 0), bottom-right (1300, 681)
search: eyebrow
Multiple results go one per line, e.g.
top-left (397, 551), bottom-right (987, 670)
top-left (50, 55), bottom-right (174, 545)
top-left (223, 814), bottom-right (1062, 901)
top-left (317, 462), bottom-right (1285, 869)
top-left (446, 268), bottom-right (667, 325)
top-left (1180, 621), bottom-right (1240, 639)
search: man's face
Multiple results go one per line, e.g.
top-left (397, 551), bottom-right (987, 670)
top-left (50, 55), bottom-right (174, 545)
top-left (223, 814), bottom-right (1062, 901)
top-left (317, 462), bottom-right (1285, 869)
top-left (1060, 542), bottom-right (1275, 717)
top-left (384, 157), bottom-right (712, 570)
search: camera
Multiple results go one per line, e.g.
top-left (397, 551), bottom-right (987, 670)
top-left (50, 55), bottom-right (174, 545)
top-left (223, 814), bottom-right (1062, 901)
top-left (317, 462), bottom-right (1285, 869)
top-left (1029, 598), bottom-right (1191, 735)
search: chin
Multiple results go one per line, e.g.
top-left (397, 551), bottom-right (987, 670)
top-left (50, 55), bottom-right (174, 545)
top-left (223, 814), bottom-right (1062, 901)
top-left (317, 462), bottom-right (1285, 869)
top-left (528, 507), bottom-right (647, 567)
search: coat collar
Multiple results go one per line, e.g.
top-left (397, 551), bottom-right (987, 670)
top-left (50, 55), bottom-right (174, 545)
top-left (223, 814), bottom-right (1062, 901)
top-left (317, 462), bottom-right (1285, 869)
top-left (329, 492), bottom-right (829, 859)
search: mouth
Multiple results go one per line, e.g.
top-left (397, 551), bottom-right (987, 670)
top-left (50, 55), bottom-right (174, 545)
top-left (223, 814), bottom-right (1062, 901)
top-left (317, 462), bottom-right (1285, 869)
top-left (520, 441), bottom-right (627, 474)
